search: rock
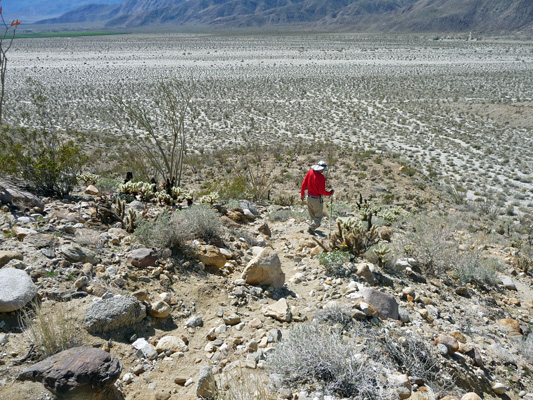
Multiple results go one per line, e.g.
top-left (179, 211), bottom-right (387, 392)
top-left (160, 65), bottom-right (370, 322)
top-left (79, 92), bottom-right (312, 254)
top-left (455, 287), bottom-right (470, 297)
top-left (264, 298), bottom-right (292, 322)
top-left (498, 318), bottom-right (522, 336)
top-left (0, 268), bottom-right (38, 312)
top-left (127, 248), bottom-right (158, 268)
top-left (196, 366), bottom-right (216, 399)
top-left (13, 226), bottom-right (37, 239)
top-left (379, 226), bottom-right (392, 241)
top-left (85, 295), bottom-right (146, 333)
top-left (132, 338), bottom-right (158, 360)
top-left (355, 262), bottom-right (376, 285)
top-left (241, 247), bottom-right (285, 288)
top-left (360, 287), bottom-right (399, 320)
top-left (17, 347), bottom-right (121, 398)
top-left (461, 393), bottom-right (482, 400)
top-left (74, 276), bottom-right (89, 289)
top-left (491, 382), bottom-right (507, 395)
top-left (195, 245), bottom-right (226, 269)
top-left (249, 318), bottom-right (263, 329)
top-left (156, 336), bottom-right (188, 354)
top-left (185, 316), bottom-right (204, 328)
top-left (0, 182), bottom-right (44, 212)
top-left (60, 245), bottom-right (99, 264)
top-left (223, 314), bottom-right (241, 326)
top-left (391, 373), bottom-right (411, 399)
top-left (258, 222), bottom-right (271, 237)
top-left (240, 200), bottom-right (258, 215)
top-left (85, 185), bottom-right (99, 195)
top-left (499, 275), bottom-right (517, 290)
top-left (437, 343), bottom-right (449, 356)
top-left (436, 335), bottom-right (459, 354)
top-left (459, 344), bottom-right (483, 367)
top-left (0, 251), bottom-right (23, 267)
top-left (149, 301), bottom-right (171, 318)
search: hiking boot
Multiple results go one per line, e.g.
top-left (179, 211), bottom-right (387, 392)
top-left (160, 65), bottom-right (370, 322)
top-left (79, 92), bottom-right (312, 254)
top-left (307, 228), bottom-right (316, 235)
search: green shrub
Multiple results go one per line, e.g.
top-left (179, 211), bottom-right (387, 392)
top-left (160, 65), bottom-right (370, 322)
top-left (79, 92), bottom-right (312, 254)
top-left (317, 250), bottom-right (351, 276)
top-left (454, 253), bottom-right (500, 286)
top-left (0, 126), bottom-right (87, 196)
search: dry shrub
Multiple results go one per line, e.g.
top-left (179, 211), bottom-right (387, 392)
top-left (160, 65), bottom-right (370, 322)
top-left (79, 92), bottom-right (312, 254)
top-left (134, 204), bottom-right (222, 250)
top-left (215, 370), bottom-right (275, 400)
top-left (19, 301), bottom-right (80, 358)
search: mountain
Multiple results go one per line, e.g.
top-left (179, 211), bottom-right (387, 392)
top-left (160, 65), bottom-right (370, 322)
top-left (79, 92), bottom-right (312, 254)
top-left (3, 0), bottom-right (122, 23)
top-left (35, 0), bottom-right (533, 33)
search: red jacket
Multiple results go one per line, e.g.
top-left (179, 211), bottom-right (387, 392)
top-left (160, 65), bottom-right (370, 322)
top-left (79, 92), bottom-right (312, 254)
top-left (301, 169), bottom-right (332, 198)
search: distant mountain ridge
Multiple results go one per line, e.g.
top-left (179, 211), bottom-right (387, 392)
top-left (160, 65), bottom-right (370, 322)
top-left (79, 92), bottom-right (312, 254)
top-left (4, 0), bottom-right (122, 23)
top-left (36, 0), bottom-right (533, 33)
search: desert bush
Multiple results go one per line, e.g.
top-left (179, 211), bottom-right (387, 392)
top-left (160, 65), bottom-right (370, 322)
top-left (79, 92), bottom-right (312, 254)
top-left (268, 208), bottom-right (306, 222)
top-left (398, 215), bottom-right (456, 276)
top-left (314, 305), bottom-right (354, 331)
top-left (19, 302), bottom-right (80, 358)
top-left (0, 126), bottom-right (86, 196)
top-left (135, 204), bottom-right (221, 250)
top-left (267, 322), bottom-right (395, 399)
top-left (379, 329), bottom-right (444, 391)
top-left (317, 249), bottom-right (351, 277)
top-left (454, 252), bottom-right (500, 286)
top-left (215, 371), bottom-right (275, 400)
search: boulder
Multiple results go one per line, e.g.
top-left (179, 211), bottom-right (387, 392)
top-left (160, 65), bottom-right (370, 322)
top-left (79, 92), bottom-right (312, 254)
top-left (0, 181), bottom-right (44, 212)
top-left (264, 298), bottom-right (292, 322)
top-left (360, 287), bottom-right (399, 320)
top-left (17, 347), bottom-right (121, 399)
top-left (499, 275), bottom-right (517, 291)
top-left (60, 245), bottom-right (100, 265)
top-left (436, 335), bottom-right (459, 354)
top-left (149, 300), bottom-right (171, 318)
top-left (132, 338), bottom-right (158, 360)
top-left (85, 185), bottom-right (99, 196)
top-left (497, 318), bottom-right (522, 336)
top-left (195, 245), bottom-right (226, 269)
top-left (241, 247), bottom-right (285, 288)
top-left (0, 250), bottom-right (23, 267)
top-left (196, 366), bottom-right (216, 399)
top-left (185, 315), bottom-right (204, 328)
top-left (127, 248), bottom-right (158, 268)
top-left (85, 295), bottom-right (146, 333)
top-left (355, 262), bottom-right (376, 285)
top-left (461, 393), bottom-right (482, 400)
top-left (156, 336), bottom-right (188, 354)
top-left (0, 268), bottom-right (38, 312)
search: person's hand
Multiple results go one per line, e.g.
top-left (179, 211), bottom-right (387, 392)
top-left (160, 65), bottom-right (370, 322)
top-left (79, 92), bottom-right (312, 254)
top-left (301, 195), bottom-right (305, 201)
top-left (330, 189), bottom-right (335, 195)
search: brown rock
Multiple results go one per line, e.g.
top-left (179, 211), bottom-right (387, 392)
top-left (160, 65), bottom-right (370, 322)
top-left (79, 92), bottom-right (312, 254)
top-left (0, 181), bottom-right (45, 212)
top-left (437, 335), bottom-right (459, 354)
top-left (195, 245), bottom-right (226, 269)
top-left (17, 347), bottom-right (121, 398)
top-left (450, 331), bottom-right (467, 343)
top-left (258, 222), bottom-right (272, 237)
top-left (85, 185), bottom-right (99, 196)
top-left (0, 251), bottom-right (23, 267)
top-left (379, 226), bottom-right (392, 241)
top-left (242, 247), bottom-right (285, 288)
top-left (264, 298), bottom-right (292, 322)
top-left (455, 286), bottom-right (469, 297)
top-left (127, 248), bottom-right (158, 268)
top-left (360, 287), bottom-right (399, 320)
top-left (498, 318), bottom-right (522, 336)
top-left (149, 301), bottom-right (171, 318)
top-left (355, 263), bottom-right (376, 285)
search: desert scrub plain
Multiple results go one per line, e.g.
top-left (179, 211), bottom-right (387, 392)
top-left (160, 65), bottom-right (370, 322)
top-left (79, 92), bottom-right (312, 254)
top-left (0, 32), bottom-right (532, 400)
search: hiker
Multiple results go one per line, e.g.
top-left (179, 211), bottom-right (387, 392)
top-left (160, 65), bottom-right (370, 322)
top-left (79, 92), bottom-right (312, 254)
top-left (301, 160), bottom-right (334, 234)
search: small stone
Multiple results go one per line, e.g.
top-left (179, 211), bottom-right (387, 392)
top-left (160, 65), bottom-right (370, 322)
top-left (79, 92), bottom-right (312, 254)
top-left (223, 314), bottom-right (241, 326)
top-left (149, 301), bottom-right (171, 318)
top-left (436, 335), bottom-right (459, 354)
top-left (492, 382), bottom-right (507, 395)
top-left (249, 318), bottom-right (263, 329)
top-left (185, 315), bottom-right (203, 328)
top-left (461, 393), bottom-right (482, 400)
top-left (196, 366), bottom-right (216, 399)
top-left (174, 376), bottom-right (187, 385)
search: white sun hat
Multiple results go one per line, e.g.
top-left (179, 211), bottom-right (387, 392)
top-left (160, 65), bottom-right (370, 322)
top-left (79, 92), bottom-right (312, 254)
top-left (312, 160), bottom-right (328, 171)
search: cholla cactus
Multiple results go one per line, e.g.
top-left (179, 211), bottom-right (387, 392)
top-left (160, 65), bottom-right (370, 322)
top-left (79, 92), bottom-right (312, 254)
top-left (114, 196), bottom-right (126, 221)
top-left (124, 208), bottom-right (137, 233)
top-left (155, 191), bottom-right (173, 205)
top-left (373, 243), bottom-right (391, 268)
top-left (171, 186), bottom-right (194, 204)
top-left (330, 217), bottom-right (379, 256)
top-left (118, 181), bottom-right (155, 201)
top-left (199, 192), bottom-right (220, 204)
top-left (78, 172), bottom-right (99, 186)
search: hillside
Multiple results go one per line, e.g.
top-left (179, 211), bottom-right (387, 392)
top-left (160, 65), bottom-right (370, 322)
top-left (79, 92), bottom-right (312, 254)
top-left (35, 0), bottom-right (533, 33)
top-left (1, 143), bottom-right (533, 400)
